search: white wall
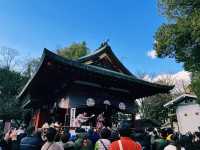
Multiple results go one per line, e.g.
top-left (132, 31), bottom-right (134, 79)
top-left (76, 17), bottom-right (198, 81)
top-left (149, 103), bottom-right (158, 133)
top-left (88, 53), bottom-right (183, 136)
top-left (176, 104), bottom-right (200, 134)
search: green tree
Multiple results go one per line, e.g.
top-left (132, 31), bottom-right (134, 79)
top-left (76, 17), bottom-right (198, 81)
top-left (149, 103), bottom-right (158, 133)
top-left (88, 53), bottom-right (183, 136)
top-left (0, 47), bottom-right (28, 122)
top-left (0, 68), bottom-right (28, 120)
top-left (155, 0), bottom-right (200, 100)
top-left (137, 74), bottom-right (185, 123)
top-left (139, 93), bottom-right (173, 123)
top-left (57, 42), bottom-right (90, 59)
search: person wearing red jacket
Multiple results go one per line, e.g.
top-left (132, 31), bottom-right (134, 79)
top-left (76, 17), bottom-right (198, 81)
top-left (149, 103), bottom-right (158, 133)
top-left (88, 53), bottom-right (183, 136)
top-left (109, 122), bottom-right (142, 150)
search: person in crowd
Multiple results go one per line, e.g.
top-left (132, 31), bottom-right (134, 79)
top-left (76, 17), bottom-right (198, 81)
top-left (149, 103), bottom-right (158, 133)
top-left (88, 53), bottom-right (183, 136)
top-left (74, 128), bottom-right (93, 150)
top-left (41, 127), bottom-right (64, 150)
top-left (41, 122), bottom-right (50, 141)
top-left (143, 129), bottom-right (151, 150)
top-left (69, 130), bottom-right (77, 142)
top-left (130, 130), bottom-right (148, 150)
top-left (95, 128), bottom-right (111, 150)
top-left (146, 127), bottom-right (156, 150)
top-left (166, 128), bottom-right (174, 139)
top-left (73, 112), bottom-right (95, 128)
top-left (57, 132), bottom-right (75, 150)
top-left (192, 132), bottom-right (200, 150)
top-left (54, 133), bottom-right (61, 142)
top-left (0, 133), bottom-right (7, 150)
top-left (164, 133), bottom-right (185, 150)
top-left (96, 112), bottom-right (105, 130)
top-left (152, 129), bottom-right (168, 150)
top-left (109, 130), bottom-right (119, 143)
top-left (4, 127), bottom-right (21, 150)
top-left (87, 128), bottom-right (100, 145)
top-left (184, 132), bottom-right (193, 150)
top-left (20, 126), bottom-right (43, 150)
top-left (16, 125), bottom-right (26, 141)
top-left (50, 122), bottom-right (61, 132)
top-left (109, 122), bottom-right (142, 150)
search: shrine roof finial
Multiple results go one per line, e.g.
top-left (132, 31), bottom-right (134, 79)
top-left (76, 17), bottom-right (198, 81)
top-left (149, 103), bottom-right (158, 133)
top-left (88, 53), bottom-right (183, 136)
top-left (99, 39), bottom-right (110, 49)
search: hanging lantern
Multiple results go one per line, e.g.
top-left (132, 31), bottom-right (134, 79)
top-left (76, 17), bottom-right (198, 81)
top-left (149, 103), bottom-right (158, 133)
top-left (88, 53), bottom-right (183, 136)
top-left (119, 102), bottom-right (126, 110)
top-left (104, 100), bottom-right (111, 106)
top-left (86, 98), bottom-right (95, 107)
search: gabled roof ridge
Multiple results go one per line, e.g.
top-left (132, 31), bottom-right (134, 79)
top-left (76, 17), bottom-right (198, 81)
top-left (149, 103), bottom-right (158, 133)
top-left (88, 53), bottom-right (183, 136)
top-left (77, 43), bottom-right (109, 62)
top-left (78, 43), bottom-right (135, 77)
top-left (164, 94), bottom-right (197, 108)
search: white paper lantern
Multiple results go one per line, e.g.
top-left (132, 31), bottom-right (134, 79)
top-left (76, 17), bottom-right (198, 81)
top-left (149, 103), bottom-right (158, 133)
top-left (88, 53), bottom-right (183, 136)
top-left (104, 100), bottom-right (111, 106)
top-left (119, 102), bottom-right (126, 110)
top-left (86, 98), bottom-right (95, 107)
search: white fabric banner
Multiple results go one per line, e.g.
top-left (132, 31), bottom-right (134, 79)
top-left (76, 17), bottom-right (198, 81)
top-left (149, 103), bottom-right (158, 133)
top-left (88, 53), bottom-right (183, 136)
top-left (70, 108), bottom-right (76, 127)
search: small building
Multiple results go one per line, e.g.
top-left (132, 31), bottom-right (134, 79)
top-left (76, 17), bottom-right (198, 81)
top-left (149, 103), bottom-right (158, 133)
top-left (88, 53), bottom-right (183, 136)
top-left (164, 94), bottom-right (200, 134)
top-left (18, 43), bottom-right (173, 128)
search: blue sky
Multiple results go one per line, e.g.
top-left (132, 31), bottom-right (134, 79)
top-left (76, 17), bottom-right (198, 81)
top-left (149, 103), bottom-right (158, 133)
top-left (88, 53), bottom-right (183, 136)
top-left (0, 0), bottom-right (183, 75)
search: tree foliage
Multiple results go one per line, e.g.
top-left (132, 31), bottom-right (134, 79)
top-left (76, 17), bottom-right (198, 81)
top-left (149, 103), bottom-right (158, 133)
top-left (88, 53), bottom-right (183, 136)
top-left (0, 47), bottom-right (28, 121)
top-left (158, 0), bottom-right (200, 20)
top-left (155, 0), bottom-right (200, 100)
top-left (138, 74), bottom-right (184, 123)
top-left (191, 72), bottom-right (200, 99)
top-left (0, 68), bottom-right (28, 120)
top-left (57, 42), bottom-right (90, 60)
top-left (139, 94), bottom-right (173, 124)
top-left (23, 58), bottom-right (40, 78)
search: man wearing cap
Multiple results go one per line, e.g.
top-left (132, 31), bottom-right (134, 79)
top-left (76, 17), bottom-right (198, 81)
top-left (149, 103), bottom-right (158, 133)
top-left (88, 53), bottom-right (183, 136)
top-left (109, 122), bottom-right (142, 150)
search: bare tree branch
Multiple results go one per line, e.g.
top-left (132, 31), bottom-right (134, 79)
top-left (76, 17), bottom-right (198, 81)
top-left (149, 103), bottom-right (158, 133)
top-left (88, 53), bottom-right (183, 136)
top-left (0, 46), bottom-right (19, 70)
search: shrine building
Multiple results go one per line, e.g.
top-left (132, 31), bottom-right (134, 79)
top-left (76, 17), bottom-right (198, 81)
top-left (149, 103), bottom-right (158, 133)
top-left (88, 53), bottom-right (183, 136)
top-left (18, 43), bottom-right (173, 128)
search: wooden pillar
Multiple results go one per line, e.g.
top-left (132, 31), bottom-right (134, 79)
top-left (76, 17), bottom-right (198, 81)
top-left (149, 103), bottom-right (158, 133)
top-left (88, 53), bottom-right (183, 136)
top-left (33, 109), bottom-right (50, 128)
top-left (35, 110), bottom-right (41, 128)
top-left (32, 109), bottom-right (41, 128)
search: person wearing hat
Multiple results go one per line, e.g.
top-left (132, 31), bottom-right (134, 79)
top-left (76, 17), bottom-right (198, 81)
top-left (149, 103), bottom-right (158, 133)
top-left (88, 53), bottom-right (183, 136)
top-left (109, 122), bottom-right (142, 150)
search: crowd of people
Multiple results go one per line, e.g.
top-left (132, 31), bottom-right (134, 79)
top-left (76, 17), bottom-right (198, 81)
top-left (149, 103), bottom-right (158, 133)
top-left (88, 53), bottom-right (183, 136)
top-left (0, 113), bottom-right (200, 150)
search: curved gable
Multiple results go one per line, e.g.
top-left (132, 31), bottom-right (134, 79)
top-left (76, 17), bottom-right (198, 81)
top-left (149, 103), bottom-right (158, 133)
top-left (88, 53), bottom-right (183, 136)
top-left (78, 43), bottom-right (136, 77)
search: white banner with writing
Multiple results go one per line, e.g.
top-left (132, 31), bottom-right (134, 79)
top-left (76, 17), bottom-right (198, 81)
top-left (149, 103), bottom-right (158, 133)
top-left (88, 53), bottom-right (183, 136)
top-left (70, 108), bottom-right (76, 127)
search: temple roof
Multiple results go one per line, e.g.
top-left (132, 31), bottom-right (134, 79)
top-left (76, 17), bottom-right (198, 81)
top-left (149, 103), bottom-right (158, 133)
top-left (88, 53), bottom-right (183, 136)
top-left (77, 42), bottom-right (135, 77)
top-left (18, 45), bottom-right (174, 105)
top-left (164, 94), bottom-right (197, 108)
